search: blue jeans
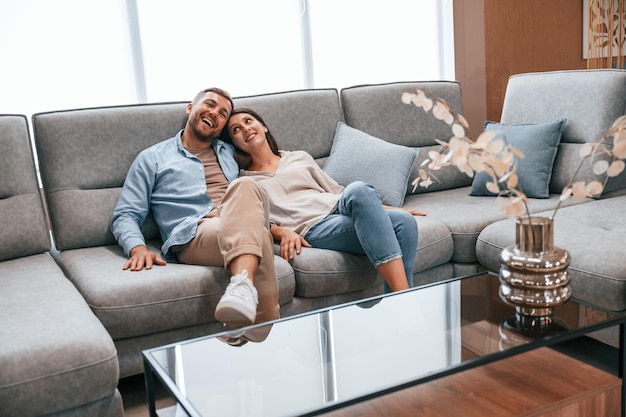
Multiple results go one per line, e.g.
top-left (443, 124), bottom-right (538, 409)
top-left (304, 181), bottom-right (418, 292)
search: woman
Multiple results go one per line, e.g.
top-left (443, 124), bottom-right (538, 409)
top-left (223, 108), bottom-right (425, 292)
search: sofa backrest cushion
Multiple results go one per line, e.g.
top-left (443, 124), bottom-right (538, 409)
top-left (234, 89), bottom-right (343, 164)
top-left (340, 81), bottom-right (471, 194)
top-left (500, 69), bottom-right (626, 195)
top-left (33, 103), bottom-right (188, 250)
top-left (0, 115), bottom-right (51, 261)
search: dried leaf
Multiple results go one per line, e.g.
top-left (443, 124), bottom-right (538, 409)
top-left (490, 158), bottom-right (509, 176)
top-left (593, 160), bottom-right (609, 175)
top-left (500, 151), bottom-right (515, 166)
top-left (506, 198), bottom-right (525, 218)
top-left (499, 170), bottom-right (512, 183)
top-left (474, 130), bottom-right (496, 146)
top-left (586, 181), bottom-right (604, 196)
top-left (613, 134), bottom-right (626, 158)
top-left (451, 122), bottom-right (466, 139)
top-left (423, 99), bottom-right (433, 112)
top-left (571, 181), bottom-right (588, 202)
top-left (433, 102), bottom-right (452, 124)
top-left (579, 143), bottom-right (594, 158)
top-left (428, 150), bottom-right (443, 161)
top-left (496, 196), bottom-right (508, 211)
top-left (468, 153), bottom-right (485, 172)
top-left (486, 181), bottom-right (500, 194)
top-left (607, 160), bottom-right (625, 177)
top-left (559, 187), bottom-right (572, 201)
top-left (486, 138), bottom-right (504, 154)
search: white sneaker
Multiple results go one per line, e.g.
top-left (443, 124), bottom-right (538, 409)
top-left (217, 329), bottom-right (248, 347)
top-left (215, 270), bottom-right (258, 326)
top-left (217, 323), bottom-right (274, 347)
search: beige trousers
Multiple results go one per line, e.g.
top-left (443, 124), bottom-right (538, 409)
top-left (177, 177), bottom-right (279, 325)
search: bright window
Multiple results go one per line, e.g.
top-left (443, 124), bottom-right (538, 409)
top-left (135, 0), bottom-right (305, 101)
top-left (0, 0), bottom-right (454, 118)
top-left (0, 0), bottom-right (134, 116)
top-left (307, 0), bottom-right (446, 89)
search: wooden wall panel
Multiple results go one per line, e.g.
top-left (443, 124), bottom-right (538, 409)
top-left (454, 0), bottom-right (487, 139)
top-left (484, 0), bottom-right (587, 122)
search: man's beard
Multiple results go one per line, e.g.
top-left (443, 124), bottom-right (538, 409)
top-left (190, 118), bottom-right (218, 142)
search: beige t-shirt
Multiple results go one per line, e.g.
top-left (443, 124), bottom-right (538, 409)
top-left (187, 146), bottom-right (229, 207)
top-left (240, 150), bottom-right (344, 236)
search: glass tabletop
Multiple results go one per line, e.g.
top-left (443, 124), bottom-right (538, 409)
top-left (143, 272), bottom-right (626, 417)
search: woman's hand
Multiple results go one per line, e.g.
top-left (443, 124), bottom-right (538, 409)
top-left (383, 205), bottom-right (427, 216)
top-left (271, 224), bottom-right (312, 260)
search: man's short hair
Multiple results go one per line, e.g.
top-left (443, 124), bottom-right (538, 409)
top-left (193, 87), bottom-right (234, 113)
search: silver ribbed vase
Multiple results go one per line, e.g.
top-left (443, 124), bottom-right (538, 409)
top-left (499, 216), bottom-right (571, 332)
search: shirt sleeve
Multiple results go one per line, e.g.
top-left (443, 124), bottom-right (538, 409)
top-left (110, 151), bottom-right (154, 257)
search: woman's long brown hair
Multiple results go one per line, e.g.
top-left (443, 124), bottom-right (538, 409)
top-left (221, 107), bottom-right (280, 170)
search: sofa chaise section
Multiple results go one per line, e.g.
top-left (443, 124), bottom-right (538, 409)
top-left (0, 115), bottom-right (122, 417)
top-left (476, 69), bottom-right (626, 314)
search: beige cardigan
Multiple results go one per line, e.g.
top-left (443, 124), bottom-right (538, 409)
top-left (240, 150), bottom-right (344, 236)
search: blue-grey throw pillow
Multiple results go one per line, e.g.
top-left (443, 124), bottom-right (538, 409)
top-left (470, 119), bottom-right (566, 199)
top-left (323, 122), bottom-right (419, 206)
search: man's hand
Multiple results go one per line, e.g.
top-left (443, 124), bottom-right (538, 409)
top-left (271, 225), bottom-right (312, 260)
top-left (124, 245), bottom-right (167, 271)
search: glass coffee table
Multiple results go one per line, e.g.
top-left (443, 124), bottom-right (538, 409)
top-left (143, 272), bottom-right (626, 417)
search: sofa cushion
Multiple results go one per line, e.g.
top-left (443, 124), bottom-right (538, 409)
top-left (476, 195), bottom-right (626, 311)
top-left (0, 254), bottom-right (120, 417)
top-left (0, 115), bottom-right (50, 262)
top-left (411, 216), bottom-right (455, 273)
top-left (323, 122), bottom-right (418, 206)
top-left (470, 119), bottom-right (565, 199)
top-left (341, 81), bottom-right (472, 194)
top-left (287, 246), bottom-right (381, 298)
top-left (33, 103), bottom-right (188, 251)
top-left (500, 69), bottom-right (626, 195)
top-left (56, 241), bottom-right (295, 340)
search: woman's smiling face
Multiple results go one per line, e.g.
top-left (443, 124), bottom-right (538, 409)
top-left (227, 112), bottom-right (268, 151)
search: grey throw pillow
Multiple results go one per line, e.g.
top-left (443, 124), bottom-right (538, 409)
top-left (470, 119), bottom-right (566, 199)
top-left (323, 122), bottom-right (419, 206)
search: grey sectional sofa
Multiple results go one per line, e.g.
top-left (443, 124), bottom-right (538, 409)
top-left (2, 69), bottom-right (626, 415)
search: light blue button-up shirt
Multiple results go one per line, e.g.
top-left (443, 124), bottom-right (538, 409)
top-left (111, 130), bottom-right (239, 258)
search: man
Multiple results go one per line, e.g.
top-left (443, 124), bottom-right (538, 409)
top-left (111, 87), bottom-right (279, 330)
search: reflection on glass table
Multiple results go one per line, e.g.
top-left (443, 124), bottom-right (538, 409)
top-left (143, 272), bottom-right (626, 417)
